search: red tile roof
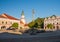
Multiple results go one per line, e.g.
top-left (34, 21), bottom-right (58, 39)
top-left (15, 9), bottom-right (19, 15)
top-left (0, 15), bottom-right (6, 18)
top-left (0, 13), bottom-right (26, 24)
top-left (1, 13), bottom-right (19, 20)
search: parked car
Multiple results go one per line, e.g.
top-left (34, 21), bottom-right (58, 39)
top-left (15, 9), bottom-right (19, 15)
top-left (7, 27), bottom-right (15, 30)
top-left (36, 30), bottom-right (46, 33)
top-left (24, 28), bottom-right (37, 35)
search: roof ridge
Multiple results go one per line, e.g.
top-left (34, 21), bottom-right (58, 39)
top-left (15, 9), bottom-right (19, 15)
top-left (1, 13), bottom-right (19, 20)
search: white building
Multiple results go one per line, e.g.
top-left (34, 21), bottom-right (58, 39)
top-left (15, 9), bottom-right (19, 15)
top-left (0, 13), bottom-right (29, 30)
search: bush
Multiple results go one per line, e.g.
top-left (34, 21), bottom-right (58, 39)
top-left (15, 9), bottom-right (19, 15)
top-left (11, 23), bottom-right (18, 28)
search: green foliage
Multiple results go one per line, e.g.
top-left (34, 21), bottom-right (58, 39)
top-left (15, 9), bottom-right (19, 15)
top-left (35, 17), bottom-right (44, 28)
top-left (28, 21), bottom-right (35, 28)
top-left (28, 17), bottom-right (44, 28)
top-left (33, 23), bottom-right (38, 28)
top-left (11, 23), bottom-right (18, 28)
top-left (47, 24), bottom-right (54, 29)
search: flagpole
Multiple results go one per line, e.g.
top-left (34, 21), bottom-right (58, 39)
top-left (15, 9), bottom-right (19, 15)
top-left (32, 9), bottom-right (34, 22)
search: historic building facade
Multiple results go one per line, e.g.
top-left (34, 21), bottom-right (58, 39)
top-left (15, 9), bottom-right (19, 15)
top-left (0, 13), bottom-right (29, 30)
top-left (44, 16), bottom-right (60, 31)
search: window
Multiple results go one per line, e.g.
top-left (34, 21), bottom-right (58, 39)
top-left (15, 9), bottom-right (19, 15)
top-left (1, 26), bottom-right (6, 29)
top-left (6, 22), bottom-right (7, 24)
top-left (53, 26), bottom-right (55, 29)
top-left (2, 21), bottom-right (4, 24)
top-left (57, 26), bottom-right (59, 30)
top-left (57, 23), bottom-right (58, 25)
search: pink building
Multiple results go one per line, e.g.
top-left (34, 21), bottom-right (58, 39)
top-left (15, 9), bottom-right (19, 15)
top-left (44, 15), bottom-right (60, 31)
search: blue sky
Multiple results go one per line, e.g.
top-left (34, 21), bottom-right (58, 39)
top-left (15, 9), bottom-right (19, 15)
top-left (0, 0), bottom-right (60, 23)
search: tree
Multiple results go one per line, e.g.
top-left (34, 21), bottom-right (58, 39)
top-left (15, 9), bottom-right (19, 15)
top-left (47, 24), bottom-right (54, 29)
top-left (28, 17), bottom-right (44, 28)
top-left (33, 23), bottom-right (38, 28)
top-left (35, 17), bottom-right (44, 28)
top-left (11, 23), bottom-right (18, 28)
top-left (28, 21), bottom-right (35, 28)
